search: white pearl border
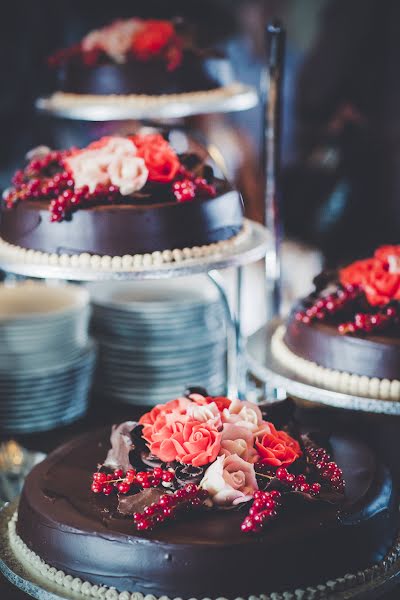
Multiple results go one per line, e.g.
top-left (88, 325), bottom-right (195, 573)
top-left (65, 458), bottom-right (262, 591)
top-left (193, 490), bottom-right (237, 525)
top-left (0, 222), bottom-right (249, 272)
top-left (8, 510), bottom-right (400, 600)
top-left (44, 83), bottom-right (250, 110)
top-left (271, 325), bottom-right (400, 401)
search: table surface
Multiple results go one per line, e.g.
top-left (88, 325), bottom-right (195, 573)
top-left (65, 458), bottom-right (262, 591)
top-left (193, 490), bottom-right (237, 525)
top-left (1, 399), bottom-right (400, 600)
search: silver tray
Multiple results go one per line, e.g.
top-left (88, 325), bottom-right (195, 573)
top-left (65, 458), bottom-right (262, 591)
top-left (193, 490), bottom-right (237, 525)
top-left (2, 499), bottom-right (400, 600)
top-left (0, 221), bottom-right (269, 282)
top-left (35, 85), bottom-right (258, 121)
top-left (246, 320), bottom-right (400, 416)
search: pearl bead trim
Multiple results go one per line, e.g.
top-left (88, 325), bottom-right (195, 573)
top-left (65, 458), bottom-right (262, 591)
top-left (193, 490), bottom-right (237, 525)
top-left (8, 510), bottom-right (400, 600)
top-left (0, 222), bottom-right (249, 272)
top-left (43, 83), bottom-right (251, 111)
top-left (271, 325), bottom-right (400, 401)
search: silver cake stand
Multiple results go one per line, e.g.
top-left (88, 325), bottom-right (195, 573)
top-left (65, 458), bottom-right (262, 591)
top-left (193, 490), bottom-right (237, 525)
top-left (36, 84), bottom-right (258, 121)
top-left (0, 221), bottom-right (270, 400)
top-left (246, 320), bottom-right (400, 416)
top-left (2, 500), bottom-right (400, 600)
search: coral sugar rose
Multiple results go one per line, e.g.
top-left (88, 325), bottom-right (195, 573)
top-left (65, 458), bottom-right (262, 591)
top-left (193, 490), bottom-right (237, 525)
top-left (255, 423), bottom-right (302, 467)
top-left (142, 416), bottom-right (221, 467)
top-left (132, 134), bottom-right (180, 183)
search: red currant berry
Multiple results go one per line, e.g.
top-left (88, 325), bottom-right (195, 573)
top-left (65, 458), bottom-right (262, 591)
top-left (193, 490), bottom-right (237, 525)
top-left (102, 484), bottom-right (114, 496)
top-left (91, 482), bottom-right (103, 494)
top-left (276, 467), bottom-right (288, 481)
top-left (117, 482), bottom-right (131, 494)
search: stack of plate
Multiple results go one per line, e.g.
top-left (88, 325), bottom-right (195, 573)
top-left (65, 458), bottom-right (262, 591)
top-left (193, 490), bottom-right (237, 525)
top-left (0, 282), bottom-right (95, 434)
top-left (88, 277), bottom-right (227, 406)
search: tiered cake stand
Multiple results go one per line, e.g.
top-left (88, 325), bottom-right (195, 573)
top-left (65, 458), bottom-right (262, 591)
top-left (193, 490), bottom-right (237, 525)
top-left (246, 320), bottom-right (400, 416)
top-left (0, 221), bottom-right (270, 401)
top-left (36, 83), bottom-right (258, 121)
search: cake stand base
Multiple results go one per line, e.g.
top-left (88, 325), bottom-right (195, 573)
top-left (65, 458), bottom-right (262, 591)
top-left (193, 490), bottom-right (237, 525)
top-left (246, 320), bottom-right (400, 416)
top-left (35, 83), bottom-right (258, 121)
top-left (1, 500), bottom-right (400, 600)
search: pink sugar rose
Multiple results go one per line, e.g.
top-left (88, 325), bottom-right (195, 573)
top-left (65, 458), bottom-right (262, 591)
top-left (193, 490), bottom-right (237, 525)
top-left (186, 401), bottom-right (222, 430)
top-left (200, 454), bottom-right (258, 506)
top-left (220, 423), bottom-right (257, 463)
top-left (144, 418), bottom-right (221, 467)
top-left (221, 398), bottom-right (264, 433)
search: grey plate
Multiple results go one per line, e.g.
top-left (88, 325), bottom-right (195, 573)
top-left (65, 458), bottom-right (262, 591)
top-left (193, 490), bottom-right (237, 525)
top-left (246, 320), bottom-right (400, 416)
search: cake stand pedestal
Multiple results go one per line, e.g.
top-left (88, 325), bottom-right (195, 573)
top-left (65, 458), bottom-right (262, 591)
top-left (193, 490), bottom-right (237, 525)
top-left (2, 500), bottom-right (400, 600)
top-left (0, 220), bottom-right (269, 400)
top-left (35, 83), bottom-right (258, 121)
top-left (246, 320), bottom-right (400, 416)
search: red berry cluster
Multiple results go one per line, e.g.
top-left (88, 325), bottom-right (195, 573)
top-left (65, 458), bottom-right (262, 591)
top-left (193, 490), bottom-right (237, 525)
top-left (275, 467), bottom-right (322, 496)
top-left (295, 285), bottom-right (360, 325)
top-left (241, 489), bottom-right (282, 533)
top-left (338, 305), bottom-right (399, 335)
top-left (91, 466), bottom-right (175, 496)
top-left (173, 176), bottom-right (216, 203)
top-left (133, 483), bottom-right (209, 531)
top-left (306, 446), bottom-right (345, 493)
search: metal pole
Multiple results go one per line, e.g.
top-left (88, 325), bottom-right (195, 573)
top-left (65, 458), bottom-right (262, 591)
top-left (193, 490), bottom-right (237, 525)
top-left (263, 21), bottom-right (285, 319)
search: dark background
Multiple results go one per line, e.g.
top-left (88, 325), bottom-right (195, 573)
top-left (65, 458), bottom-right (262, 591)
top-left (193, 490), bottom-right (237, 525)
top-left (1, 2), bottom-right (400, 598)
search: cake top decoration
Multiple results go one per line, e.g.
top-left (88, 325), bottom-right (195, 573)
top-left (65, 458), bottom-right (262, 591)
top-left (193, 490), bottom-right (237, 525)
top-left (3, 134), bottom-right (217, 223)
top-left (49, 19), bottom-right (183, 70)
top-left (295, 245), bottom-right (400, 336)
top-left (90, 393), bottom-right (345, 535)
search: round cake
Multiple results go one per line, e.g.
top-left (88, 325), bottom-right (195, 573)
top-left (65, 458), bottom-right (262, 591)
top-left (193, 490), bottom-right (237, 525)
top-left (12, 394), bottom-right (399, 599)
top-left (0, 134), bottom-right (244, 262)
top-left (47, 18), bottom-right (233, 97)
top-left (273, 245), bottom-right (400, 400)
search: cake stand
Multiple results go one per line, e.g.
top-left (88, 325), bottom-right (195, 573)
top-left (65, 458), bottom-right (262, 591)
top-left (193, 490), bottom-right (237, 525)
top-left (35, 83), bottom-right (258, 121)
top-left (2, 500), bottom-right (400, 600)
top-left (246, 320), bottom-right (400, 416)
top-left (0, 220), bottom-right (269, 400)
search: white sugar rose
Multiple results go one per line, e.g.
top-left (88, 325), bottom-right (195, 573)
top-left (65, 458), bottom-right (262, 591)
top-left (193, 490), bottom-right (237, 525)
top-left (108, 155), bottom-right (148, 195)
top-left (200, 454), bottom-right (258, 507)
top-left (66, 151), bottom-right (111, 192)
top-left (220, 423), bottom-right (257, 462)
top-left (186, 401), bottom-right (222, 430)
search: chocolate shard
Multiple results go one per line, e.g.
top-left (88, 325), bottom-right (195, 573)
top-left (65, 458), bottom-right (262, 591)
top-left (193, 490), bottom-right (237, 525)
top-left (117, 488), bottom-right (166, 515)
top-left (103, 421), bottom-right (137, 472)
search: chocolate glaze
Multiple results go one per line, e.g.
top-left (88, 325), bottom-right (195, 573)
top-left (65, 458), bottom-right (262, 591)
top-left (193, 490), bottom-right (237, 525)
top-left (55, 53), bottom-right (233, 96)
top-left (0, 187), bottom-right (243, 256)
top-left (285, 305), bottom-right (400, 380)
top-left (17, 428), bottom-right (398, 599)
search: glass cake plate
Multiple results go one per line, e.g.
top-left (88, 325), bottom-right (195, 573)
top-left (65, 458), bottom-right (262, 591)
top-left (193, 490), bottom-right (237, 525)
top-left (0, 220), bottom-right (269, 282)
top-left (246, 320), bottom-right (400, 416)
top-left (35, 83), bottom-right (258, 121)
top-left (1, 499), bottom-right (400, 600)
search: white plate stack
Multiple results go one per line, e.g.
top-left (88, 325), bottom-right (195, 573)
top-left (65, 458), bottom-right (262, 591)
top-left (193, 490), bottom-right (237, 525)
top-left (0, 282), bottom-right (95, 434)
top-left (88, 276), bottom-right (227, 406)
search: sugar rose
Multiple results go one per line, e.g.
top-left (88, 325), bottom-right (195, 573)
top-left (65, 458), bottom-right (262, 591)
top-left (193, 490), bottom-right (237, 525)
top-left (186, 401), bottom-right (222, 429)
top-left (200, 454), bottom-right (258, 506)
top-left (142, 417), bottom-right (221, 467)
top-left (133, 134), bottom-right (180, 183)
top-left (221, 398), bottom-right (264, 433)
top-left (255, 423), bottom-right (302, 467)
top-left (220, 423), bottom-right (257, 463)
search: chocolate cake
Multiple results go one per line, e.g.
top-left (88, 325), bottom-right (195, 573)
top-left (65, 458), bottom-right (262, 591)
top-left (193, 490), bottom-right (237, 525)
top-left (273, 246), bottom-right (400, 400)
top-left (48, 18), bottom-right (233, 97)
top-left (12, 394), bottom-right (399, 598)
top-left (0, 134), bottom-right (244, 262)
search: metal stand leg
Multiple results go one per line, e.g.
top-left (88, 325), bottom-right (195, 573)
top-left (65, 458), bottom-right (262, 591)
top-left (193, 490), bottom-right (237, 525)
top-left (207, 268), bottom-right (245, 400)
